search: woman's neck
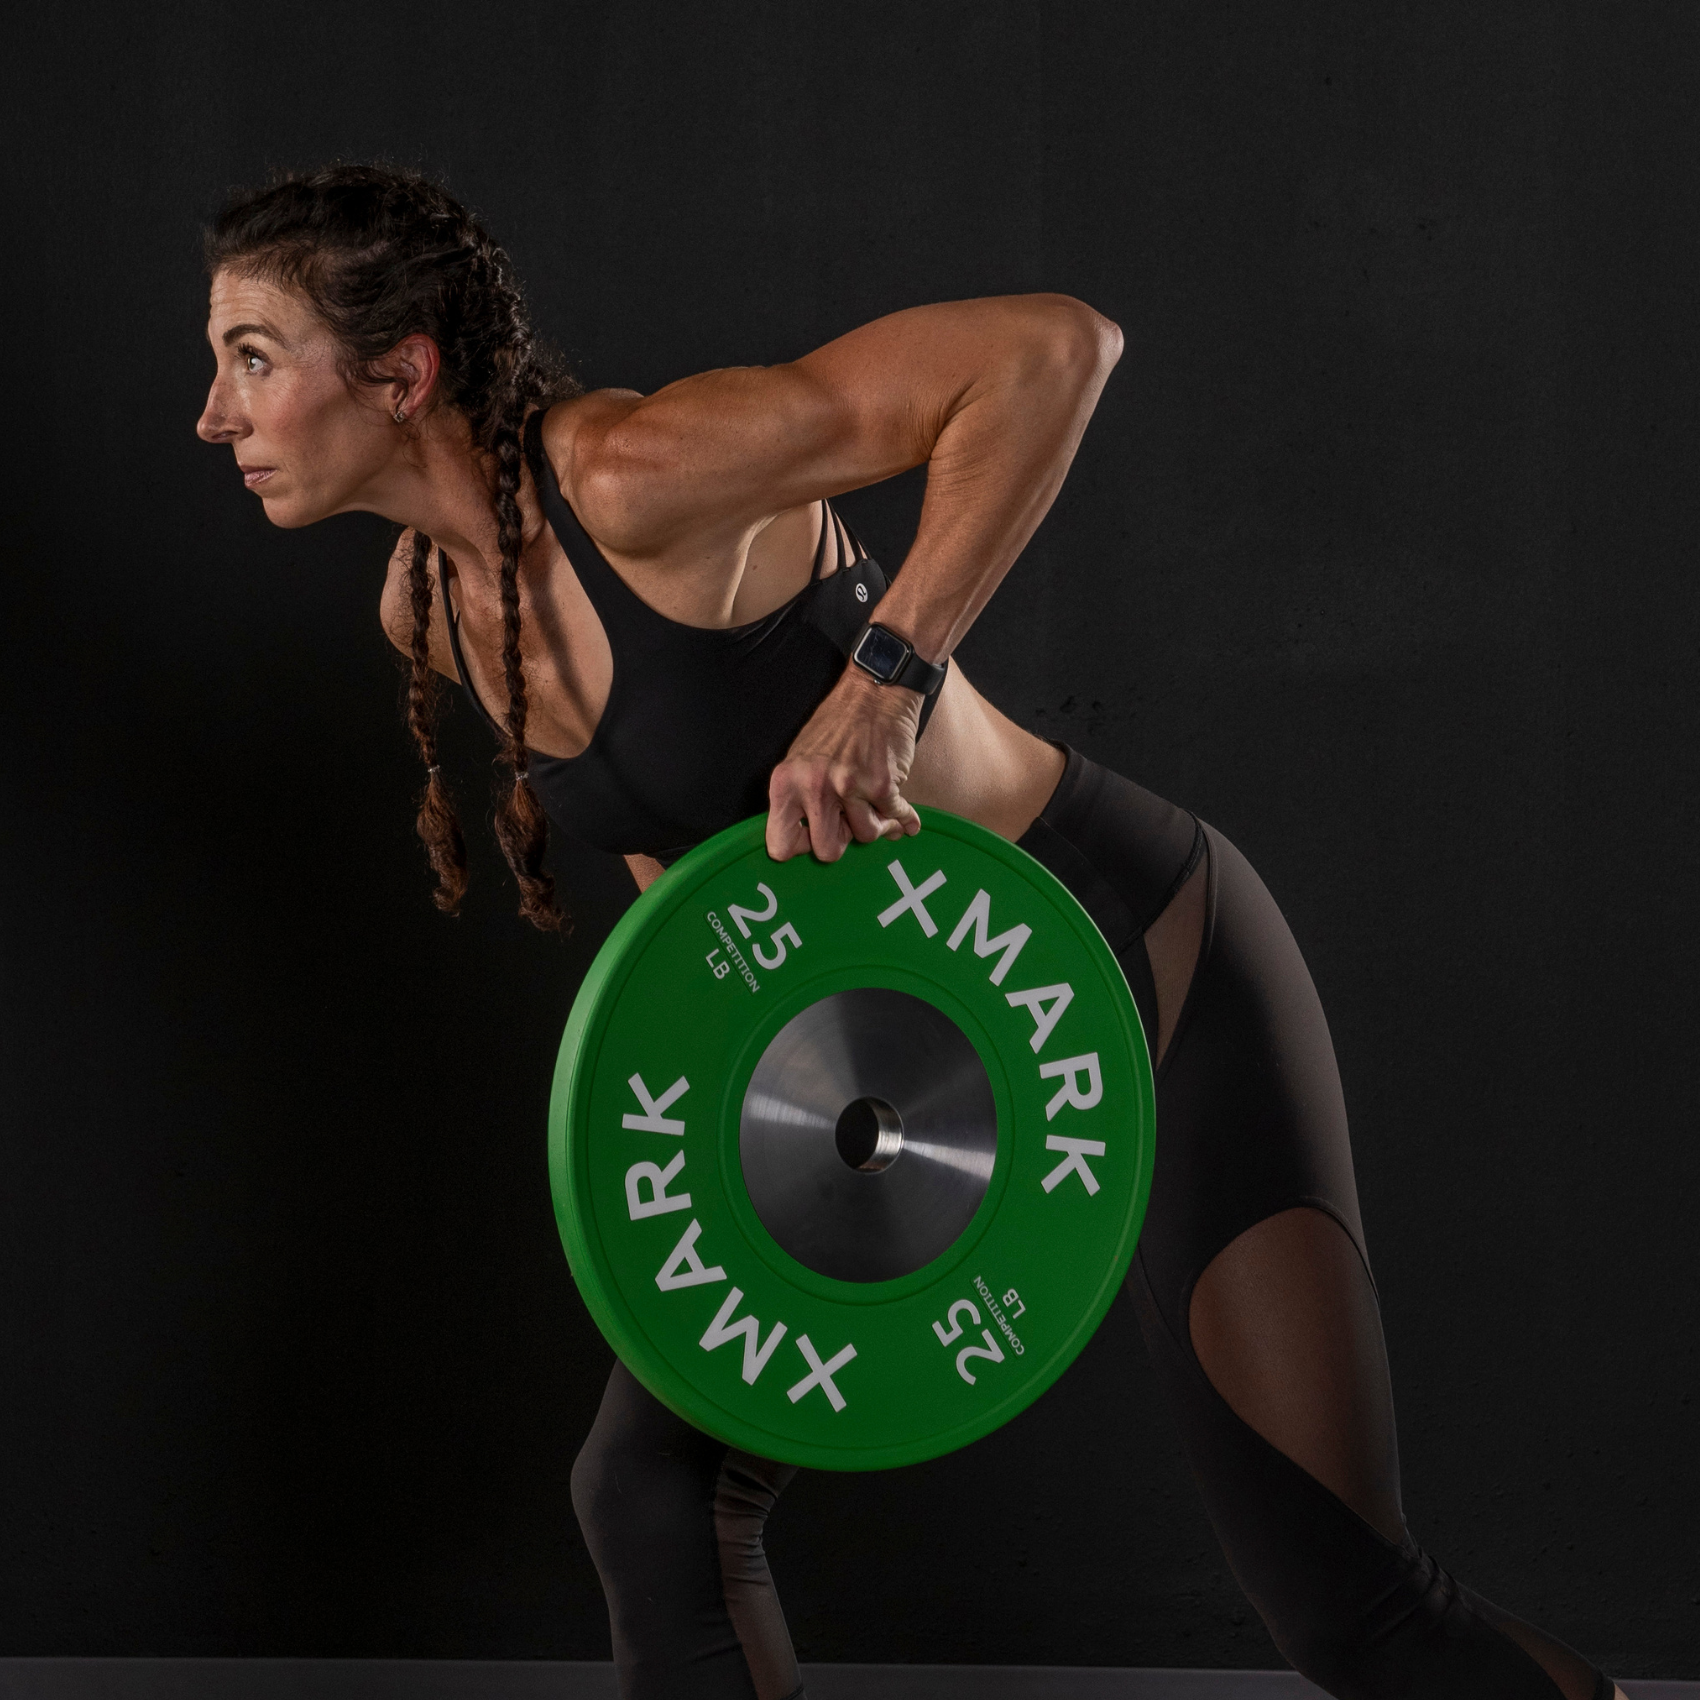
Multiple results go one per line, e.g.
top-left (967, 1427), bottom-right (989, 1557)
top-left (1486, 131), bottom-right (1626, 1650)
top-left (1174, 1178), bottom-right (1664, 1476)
top-left (354, 408), bottom-right (546, 581)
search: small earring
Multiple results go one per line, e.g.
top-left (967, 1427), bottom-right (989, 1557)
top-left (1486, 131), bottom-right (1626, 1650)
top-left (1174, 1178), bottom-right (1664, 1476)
top-left (393, 406), bottom-right (407, 424)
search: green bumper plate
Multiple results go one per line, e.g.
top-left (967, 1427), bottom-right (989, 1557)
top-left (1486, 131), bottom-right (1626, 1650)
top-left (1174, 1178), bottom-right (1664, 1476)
top-left (549, 808), bottom-right (1154, 1470)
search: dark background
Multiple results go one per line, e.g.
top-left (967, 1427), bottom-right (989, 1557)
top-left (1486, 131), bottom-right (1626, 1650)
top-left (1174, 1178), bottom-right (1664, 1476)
top-left (2, 0), bottom-right (1695, 1679)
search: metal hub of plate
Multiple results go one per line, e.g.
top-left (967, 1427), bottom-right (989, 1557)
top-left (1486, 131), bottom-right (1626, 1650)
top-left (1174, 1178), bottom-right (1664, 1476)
top-left (549, 808), bottom-right (1155, 1471)
top-left (740, 987), bottom-right (997, 1283)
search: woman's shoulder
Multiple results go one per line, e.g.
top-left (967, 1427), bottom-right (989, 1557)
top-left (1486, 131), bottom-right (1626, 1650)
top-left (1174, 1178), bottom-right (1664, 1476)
top-left (536, 390), bottom-right (649, 548)
top-left (532, 370), bottom-right (804, 559)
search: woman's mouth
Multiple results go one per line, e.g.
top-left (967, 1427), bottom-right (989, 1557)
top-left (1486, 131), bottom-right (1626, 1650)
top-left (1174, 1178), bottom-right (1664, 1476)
top-left (239, 465), bottom-right (275, 489)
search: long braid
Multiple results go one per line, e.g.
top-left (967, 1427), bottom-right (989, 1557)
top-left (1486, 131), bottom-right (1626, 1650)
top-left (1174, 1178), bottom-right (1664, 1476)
top-left (490, 415), bottom-right (561, 929)
top-left (208, 164), bottom-right (579, 931)
top-left (404, 529), bottom-right (470, 913)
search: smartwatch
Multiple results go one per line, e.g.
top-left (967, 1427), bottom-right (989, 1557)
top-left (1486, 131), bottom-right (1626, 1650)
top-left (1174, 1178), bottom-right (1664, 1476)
top-left (850, 622), bottom-right (949, 697)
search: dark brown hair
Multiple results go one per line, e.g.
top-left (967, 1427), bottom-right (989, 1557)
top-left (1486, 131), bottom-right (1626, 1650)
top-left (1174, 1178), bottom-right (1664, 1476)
top-left (206, 163), bottom-right (576, 929)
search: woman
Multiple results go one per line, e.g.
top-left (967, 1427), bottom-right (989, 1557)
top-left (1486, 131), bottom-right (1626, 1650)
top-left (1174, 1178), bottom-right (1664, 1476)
top-left (196, 165), bottom-right (1622, 1700)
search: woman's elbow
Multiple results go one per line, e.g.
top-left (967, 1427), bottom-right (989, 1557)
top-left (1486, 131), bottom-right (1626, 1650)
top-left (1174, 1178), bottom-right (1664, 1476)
top-left (1088, 306), bottom-right (1125, 371)
top-left (1028, 295), bottom-right (1123, 387)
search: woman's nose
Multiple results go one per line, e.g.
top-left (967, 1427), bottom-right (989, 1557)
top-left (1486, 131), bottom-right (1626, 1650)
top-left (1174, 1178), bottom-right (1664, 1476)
top-left (197, 381), bottom-right (244, 443)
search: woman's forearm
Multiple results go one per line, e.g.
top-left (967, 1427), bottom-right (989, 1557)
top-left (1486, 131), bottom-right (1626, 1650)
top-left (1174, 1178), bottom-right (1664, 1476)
top-left (765, 296), bottom-right (1118, 862)
top-left (866, 296), bottom-right (1122, 662)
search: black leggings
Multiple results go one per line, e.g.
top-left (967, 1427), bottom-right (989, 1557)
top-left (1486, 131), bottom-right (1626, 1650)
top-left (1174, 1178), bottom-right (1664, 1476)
top-left (570, 751), bottom-right (1611, 1700)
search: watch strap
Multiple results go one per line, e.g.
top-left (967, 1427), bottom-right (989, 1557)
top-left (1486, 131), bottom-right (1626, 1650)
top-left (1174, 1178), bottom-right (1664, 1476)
top-left (852, 622), bottom-right (949, 697)
top-left (887, 643), bottom-right (948, 697)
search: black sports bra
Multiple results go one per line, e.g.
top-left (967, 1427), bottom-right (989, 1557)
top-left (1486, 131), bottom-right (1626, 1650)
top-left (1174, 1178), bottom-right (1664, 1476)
top-left (440, 409), bottom-right (943, 864)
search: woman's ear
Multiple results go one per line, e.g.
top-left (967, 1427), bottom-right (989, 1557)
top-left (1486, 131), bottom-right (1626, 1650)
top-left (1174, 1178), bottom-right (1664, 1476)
top-left (375, 333), bottom-right (443, 422)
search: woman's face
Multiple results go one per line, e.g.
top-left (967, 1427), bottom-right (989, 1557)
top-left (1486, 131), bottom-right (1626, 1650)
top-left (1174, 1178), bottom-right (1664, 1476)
top-left (196, 271), bottom-right (397, 529)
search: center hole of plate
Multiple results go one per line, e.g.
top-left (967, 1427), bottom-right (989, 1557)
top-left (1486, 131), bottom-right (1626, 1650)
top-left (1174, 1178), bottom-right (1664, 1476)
top-left (740, 986), bottom-right (997, 1281)
top-left (834, 1096), bottom-right (904, 1173)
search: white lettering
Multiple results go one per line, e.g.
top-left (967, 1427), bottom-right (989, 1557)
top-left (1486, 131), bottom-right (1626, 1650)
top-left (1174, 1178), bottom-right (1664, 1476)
top-left (956, 1329), bottom-right (1005, 1384)
top-left (877, 860), bottom-right (947, 936)
top-left (1005, 982), bottom-right (1075, 1052)
top-left (1039, 1052), bottom-right (1102, 1119)
top-left (699, 1287), bottom-right (788, 1383)
top-left (623, 1073), bottom-right (690, 1135)
top-left (973, 1275), bottom-right (1027, 1353)
top-left (654, 1219), bottom-right (727, 1290)
top-left (932, 1298), bottom-right (981, 1347)
top-left (706, 914), bottom-right (762, 994)
top-left (1041, 1136), bottom-right (1107, 1196)
top-left (945, 889), bottom-right (1032, 986)
top-left (625, 1151), bottom-right (691, 1220)
top-left (786, 1334), bottom-right (858, 1411)
top-left (752, 921), bottom-right (802, 971)
top-left (727, 884), bottom-right (780, 939)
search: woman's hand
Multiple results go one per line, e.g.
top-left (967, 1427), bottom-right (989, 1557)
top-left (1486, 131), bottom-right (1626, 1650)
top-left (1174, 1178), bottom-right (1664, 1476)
top-left (766, 668), bottom-right (925, 861)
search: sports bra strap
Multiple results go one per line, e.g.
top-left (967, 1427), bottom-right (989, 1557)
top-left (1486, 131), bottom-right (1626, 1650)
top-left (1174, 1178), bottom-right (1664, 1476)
top-left (523, 409), bottom-right (654, 636)
top-left (807, 501), bottom-right (831, 586)
top-left (839, 514), bottom-right (871, 563)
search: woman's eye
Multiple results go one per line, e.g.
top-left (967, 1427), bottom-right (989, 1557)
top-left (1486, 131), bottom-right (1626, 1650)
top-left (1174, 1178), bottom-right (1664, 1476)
top-left (238, 344), bottom-right (268, 375)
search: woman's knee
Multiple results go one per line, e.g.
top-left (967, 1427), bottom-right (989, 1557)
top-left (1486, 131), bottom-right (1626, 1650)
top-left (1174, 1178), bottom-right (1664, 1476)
top-left (567, 1427), bottom-right (620, 1558)
top-left (1188, 1205), bottom-right (1404, 1544)
top-left (570, 1370), bottom-right (725, 1578)
top-left (713, 1450), bottom-right (794, 1576)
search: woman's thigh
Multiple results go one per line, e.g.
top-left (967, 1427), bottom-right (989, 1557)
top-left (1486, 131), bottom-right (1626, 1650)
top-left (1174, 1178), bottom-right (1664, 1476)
top-left (1135, 823), bottom-right (1402, 1537)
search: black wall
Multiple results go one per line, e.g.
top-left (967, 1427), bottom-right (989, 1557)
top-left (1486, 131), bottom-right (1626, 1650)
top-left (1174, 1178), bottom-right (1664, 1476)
top-left (2, 0), bottom-right (1695, 1678)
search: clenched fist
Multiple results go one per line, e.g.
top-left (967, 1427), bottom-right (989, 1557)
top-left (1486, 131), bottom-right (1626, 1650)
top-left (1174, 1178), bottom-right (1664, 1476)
top-left (766, 667), bottom-right (925, 861)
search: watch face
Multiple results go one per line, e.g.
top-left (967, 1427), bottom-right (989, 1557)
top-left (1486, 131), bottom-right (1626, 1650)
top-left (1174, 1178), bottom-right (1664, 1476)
top-left (856, 625), bottom-right (910, 679)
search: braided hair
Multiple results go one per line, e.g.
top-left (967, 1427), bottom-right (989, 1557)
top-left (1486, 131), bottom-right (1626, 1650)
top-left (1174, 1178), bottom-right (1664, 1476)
top-left (206, 165), bottom-right (576, 929)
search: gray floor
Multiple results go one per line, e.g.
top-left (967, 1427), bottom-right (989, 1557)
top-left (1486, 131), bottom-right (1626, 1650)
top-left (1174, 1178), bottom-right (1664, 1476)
top-left (0, 1664), bottom-right (1693, 1699)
